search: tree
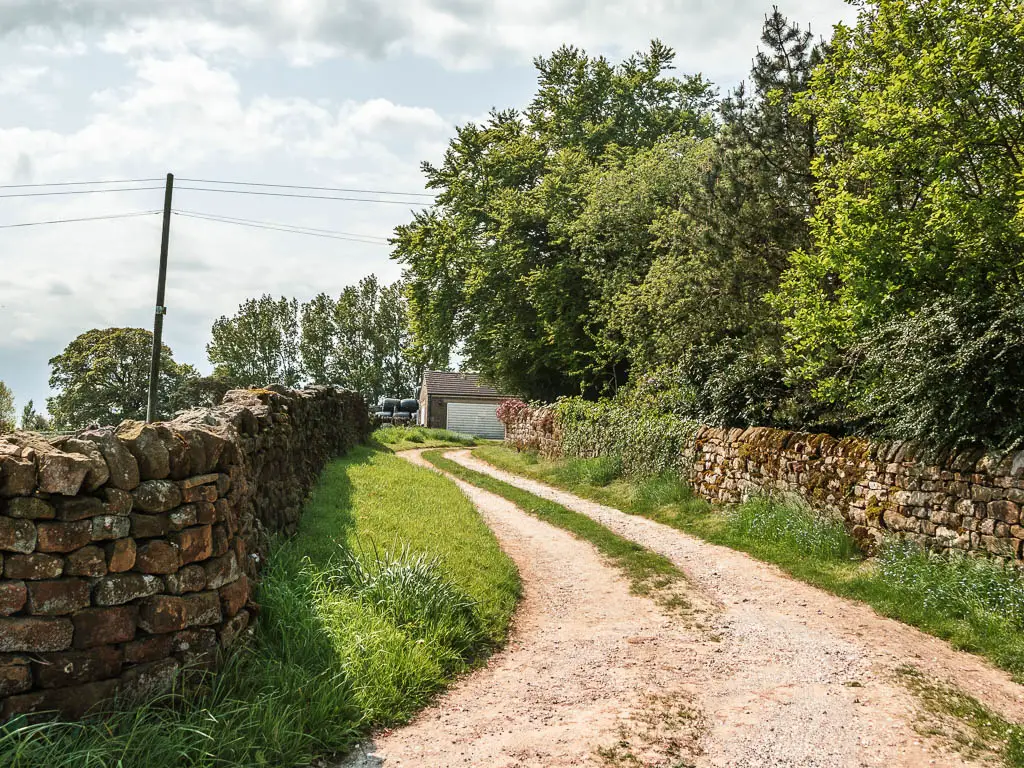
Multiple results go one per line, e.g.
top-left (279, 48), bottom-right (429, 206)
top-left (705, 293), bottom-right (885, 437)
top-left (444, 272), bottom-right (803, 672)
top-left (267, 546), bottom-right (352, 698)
top-left (393, 41), bottom-right (716, 400)
top-left (572, 9), bottom-right (828, 426)
top-left (299, 275), bottom-right (419, 403)
top-left (207, 296), bottom-right (302, 387)
top-left (773, 0), bottom-right (1024, 445)
top-left (20, 400), bottom-right (50, 432)
top-left (47, 328), bottom-right (199, 430)
top-left (0, 381), bottom-right (14, 433)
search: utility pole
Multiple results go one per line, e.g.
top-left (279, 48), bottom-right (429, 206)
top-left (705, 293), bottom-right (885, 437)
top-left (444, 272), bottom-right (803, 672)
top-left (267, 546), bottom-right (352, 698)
top-left (146, 173), bottom-right (174, 423)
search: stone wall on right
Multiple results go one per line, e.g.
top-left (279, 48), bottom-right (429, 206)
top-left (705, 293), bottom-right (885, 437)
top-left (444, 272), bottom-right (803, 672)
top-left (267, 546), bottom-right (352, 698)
top-left (502, 406), bottom-right (1024, 561)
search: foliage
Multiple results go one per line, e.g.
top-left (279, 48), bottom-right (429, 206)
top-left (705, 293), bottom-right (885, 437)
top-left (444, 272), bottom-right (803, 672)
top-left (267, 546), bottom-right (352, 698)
top-left (47, 328), bottom-right (198, 430)
top-left (495, 398), bottom-right (530, 424)
top-left (19, 400), bottom-right (50, 432)
top-left (855, 294), bottom-right (1024, 448)
top-left (476, 443), bottom-right (1024, 678)
top-left (301, 275), bottom-right (419, 404)
top-left (774, 0), bottom-right (1024, 446)
top-left (394, 41), bottom-right (717, 400)
top-left (0, 447), bottom-right (518, 767)
top-left (170, 372), bottom-right (238, 410)
top-left (207, 295), bottom-right (301, 388)
top-left (0, 381), bottom-right (14, 433)
top-left (554, 396), bottom-right (698, 477)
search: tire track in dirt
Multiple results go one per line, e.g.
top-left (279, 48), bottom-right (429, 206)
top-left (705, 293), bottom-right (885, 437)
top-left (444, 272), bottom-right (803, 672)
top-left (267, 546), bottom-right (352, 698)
top-left (340, 450), bottom-right (709, 767)
top-left (448, 449), bottom-right (1024, 767)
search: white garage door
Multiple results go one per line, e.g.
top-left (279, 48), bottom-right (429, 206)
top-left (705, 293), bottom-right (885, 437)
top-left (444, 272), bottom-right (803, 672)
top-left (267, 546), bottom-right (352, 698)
top-left (446, 402), bottom-right (505, 439)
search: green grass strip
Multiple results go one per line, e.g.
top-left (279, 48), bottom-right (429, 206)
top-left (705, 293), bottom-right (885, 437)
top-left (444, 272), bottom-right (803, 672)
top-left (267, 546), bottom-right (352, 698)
top-left (472, 445), bottom-right (1024, 682)
top-left (370, 426), bottom-right (479, 453)
top-left (0, 447), bottom-right (518, 768)
top-left (422, 449), bottom-right (691, 614)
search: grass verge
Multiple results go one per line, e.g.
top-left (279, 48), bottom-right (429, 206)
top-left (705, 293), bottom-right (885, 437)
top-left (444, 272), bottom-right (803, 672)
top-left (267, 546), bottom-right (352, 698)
top-left (897, 665), bottom-right (1024, 767)
top-left (422, 450), bottom-right (691, 614)
top-left (372, 426), bottom-right (478, 452)
top-left (472, 445), bottom-right (1024, 681)
top-left (0, 446), bottom-right (518, 767)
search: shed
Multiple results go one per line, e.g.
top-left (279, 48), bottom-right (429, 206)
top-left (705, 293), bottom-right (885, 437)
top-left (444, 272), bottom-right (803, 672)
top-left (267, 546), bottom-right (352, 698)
top-left (418, 371), bottom-right (510, 439)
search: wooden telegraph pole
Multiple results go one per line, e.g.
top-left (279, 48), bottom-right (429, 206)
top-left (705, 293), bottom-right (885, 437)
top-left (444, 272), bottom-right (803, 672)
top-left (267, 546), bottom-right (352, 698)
top-left (146, 173), bottom-right (174, 423)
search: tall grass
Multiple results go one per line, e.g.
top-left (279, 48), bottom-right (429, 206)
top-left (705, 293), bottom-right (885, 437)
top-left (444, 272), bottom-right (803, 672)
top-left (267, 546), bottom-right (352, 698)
top-left (472, 444), bottom-right (1024, 679)
top-left (0, 447), bottom-right (518, 767)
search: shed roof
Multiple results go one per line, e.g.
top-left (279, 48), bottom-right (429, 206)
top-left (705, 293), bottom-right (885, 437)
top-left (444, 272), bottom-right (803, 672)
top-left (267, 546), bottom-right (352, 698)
top-left (422, 370), bottom-right (508, 398)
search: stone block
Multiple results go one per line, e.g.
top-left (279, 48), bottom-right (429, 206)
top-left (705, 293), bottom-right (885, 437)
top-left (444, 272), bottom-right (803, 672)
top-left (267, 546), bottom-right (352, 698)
top-left (211, 524), bottom-right (229, 557)
top-left (0, 655), bottom-right (32, 696)
top-left (182, 484), bottom-right (217, 504)
top-left (59, 438), bottom-right (110, 493)
top-left (91, 515), bottom-right (131, 541)
top-left (138, 595), bottom-right (188, 634)
top-left (183, 591), bottom-right (221, 628)
top-left (115, 422), bottom-right (170, 480)
top-left (103, 487), bottom-right (133, 516)
top-left (105, 538), bottom-right (137, 573)
top-left (0, 581), bottom-right (26, 615)
top-left (80, 430), bottom-right (140, 491)
top-left (219, 575), bottom-right (249, 617)
top-left (218, 608), bottom-right (250, 649)
top-left (26, 579), bottom-right (90, 616)
top-left (92, 573), bottom-right (162, 606)
top-left (0, 456), bottom-right (36, 497)
top-left (163, 431), bottom-right (192, 481)
top-left (132, 480), bottom-right (182, 513)
top-left (65, 545), bottom-right (108, 577)
top-left (173, 627), bottom-right (218, 669)
top-left (180, 474), bottom-right (220, 490)
top-left (172, 526), bottom-right (213, 565)
top-left (134, 540), bottom-right (180, 575)
top-left (0, 518), bottom-right (37, 554)
top-left (2, 677), bottom-right (119, 720)
top-left (164, 564), bottom-right (206, 595)
top-left (55, 495), bottom-right (106, 521)
top-left (37, 451), bottom-right (90, 496)
top-left (130, 512), bottom-right (169, 538)
top-left (5, 497), bottom-right (55, 520)
top-left (33, 645), bottom-right (122, 689)
top-left (119, 658), bottom-right (179, 703)
top-left (5, 553), bottom-right (64, 580)
top-left (168, 504), bottom-right (198, 531)
top-left (36, 520), bottom-right (91, 553)
top-left (203, 552), bottom-right (239, 590)
top-left (71, 606), bottom-right (138, 648)
top-left (123, 632), bottom-right (174, 664)
top-left (988, 500), bottom-right (1020, 524)
top-left (216, 473), bottom-right (231, 497)
top-left (0, 617), bottom-right (73, 652)
top-left (195, 501), bottom-right (216, 525)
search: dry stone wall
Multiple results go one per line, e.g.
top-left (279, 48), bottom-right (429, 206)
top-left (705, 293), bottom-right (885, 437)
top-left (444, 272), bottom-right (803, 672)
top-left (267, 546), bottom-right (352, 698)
top-left (503, 406), bottom-right (1024, 561)
top-left (0, 385), bottom-right (371, 720)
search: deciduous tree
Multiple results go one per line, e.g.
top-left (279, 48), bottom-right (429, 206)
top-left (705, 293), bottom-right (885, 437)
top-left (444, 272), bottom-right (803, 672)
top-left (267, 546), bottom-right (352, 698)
top-left (207, 295), bottom-right (302, 387)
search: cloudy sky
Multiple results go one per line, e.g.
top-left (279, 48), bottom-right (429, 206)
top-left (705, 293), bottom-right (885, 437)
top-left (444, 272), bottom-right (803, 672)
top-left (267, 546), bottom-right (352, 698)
top-left (0, 0), bottom-right (856, 418)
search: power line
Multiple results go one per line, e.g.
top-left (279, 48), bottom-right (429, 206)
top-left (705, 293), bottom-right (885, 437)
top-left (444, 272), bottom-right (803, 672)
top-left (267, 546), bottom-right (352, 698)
top-left (0, 210), bottom-right (162, 230)
top-left (174, 186), bottom-right (431, 206)
top-left (172, 210), bottom-right (393, 244)
top-left (173, 209), bottom-right (389, 242)
top-left (0, 186), bottom-right (164, 199)
top-left (0, 178), bottom-right (164, 190)
top-left (178, 177), bottom-right (435, 199)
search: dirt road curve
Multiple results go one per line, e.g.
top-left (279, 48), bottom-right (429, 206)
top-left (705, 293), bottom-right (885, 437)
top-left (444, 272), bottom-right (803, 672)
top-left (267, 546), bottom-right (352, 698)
top-left (342, 449), bottom-right (1024, 768)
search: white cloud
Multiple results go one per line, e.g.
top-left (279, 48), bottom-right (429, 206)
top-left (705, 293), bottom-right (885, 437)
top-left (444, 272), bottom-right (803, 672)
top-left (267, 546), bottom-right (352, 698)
top-left (0, 65), bottom-right (48, 95)
top-left (3, 0), bottom-right (857, 74)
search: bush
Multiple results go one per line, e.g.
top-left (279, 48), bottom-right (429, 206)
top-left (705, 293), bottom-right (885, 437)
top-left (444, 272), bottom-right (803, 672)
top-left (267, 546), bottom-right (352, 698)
top-left (555, 397), bottom-right (698, 478)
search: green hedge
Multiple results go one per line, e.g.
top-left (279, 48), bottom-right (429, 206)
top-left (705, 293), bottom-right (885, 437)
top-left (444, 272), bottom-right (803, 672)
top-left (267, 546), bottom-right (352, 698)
top-left (553, 397), bottom-right (698, 478)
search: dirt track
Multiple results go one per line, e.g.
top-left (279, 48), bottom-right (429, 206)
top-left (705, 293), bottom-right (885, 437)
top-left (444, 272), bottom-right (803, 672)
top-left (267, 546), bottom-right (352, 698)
top-left (342, 449), bottom-right (1024, 767)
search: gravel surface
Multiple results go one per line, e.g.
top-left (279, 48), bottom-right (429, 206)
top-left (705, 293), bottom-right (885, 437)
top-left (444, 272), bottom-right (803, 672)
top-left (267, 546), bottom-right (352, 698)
top-left (342, 449), bottom-right (1024, 767)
